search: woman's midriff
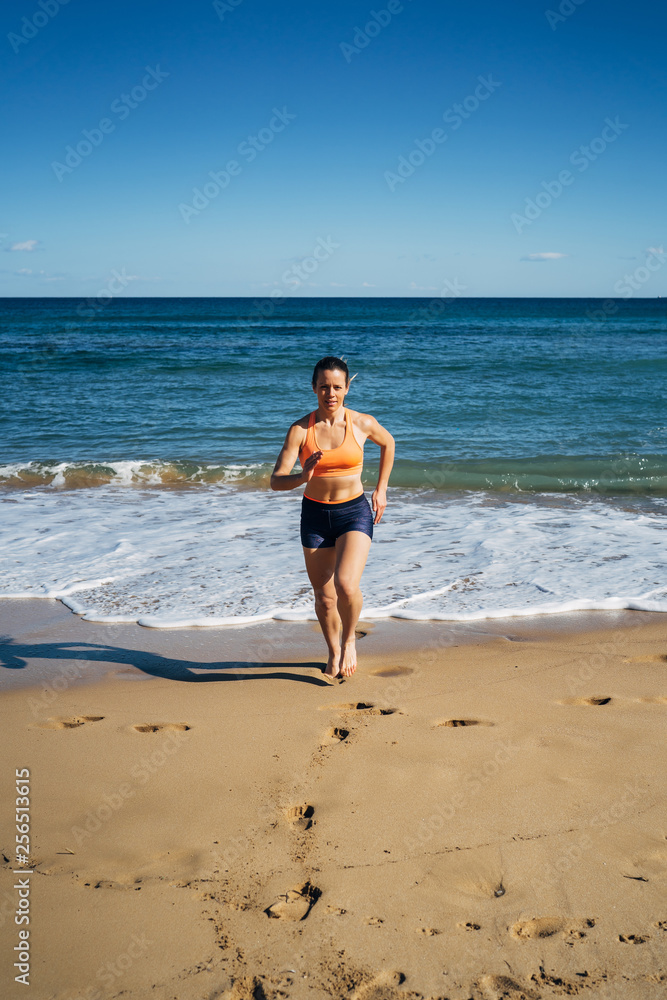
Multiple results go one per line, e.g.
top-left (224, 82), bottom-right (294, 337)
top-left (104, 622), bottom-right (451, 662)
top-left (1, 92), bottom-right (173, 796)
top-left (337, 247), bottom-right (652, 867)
top-left (303, 472), bottom-right (364, 504)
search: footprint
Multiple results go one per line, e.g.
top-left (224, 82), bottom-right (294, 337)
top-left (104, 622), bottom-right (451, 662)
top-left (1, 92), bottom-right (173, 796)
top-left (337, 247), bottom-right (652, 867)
top-left (477, 974), bottom-right (539, 1000)
top-left (34, 715), bottom-right (105, 730)
top-left (365, 916), bottom-right (384, 926)
top-left (417, 926), bottom-right (440, 936)
top-left (352, 971), bottom-right (406, 1000)
top-left (132, 723), bottom-right (191, 733)
top-left (619, 933), bottom-right (650, 944)
top-left (326, 726), bottom-right (350, 743)
top-left (285, 804), bottom-right (315, 830)
top-left (459, 921), bottom-right (481, 931)
top-left (324, 702), bottom-right (399, 716)
top-left (84, 879), bottom-right (142, 890)
top-left (510, 917), bottom-right (594, 940)
top-left (436, 718), bottom-right (494, 728)
top-left (265, 881), bottom-right (320, 921)
top-left (558, 696), bottom-right (612, 706)
top-left (221, 974), bottom-right (268, 999)
top-left (371, 666), bottom-right (414, 678)
top-left (455, 876), bottom-right (505, 900)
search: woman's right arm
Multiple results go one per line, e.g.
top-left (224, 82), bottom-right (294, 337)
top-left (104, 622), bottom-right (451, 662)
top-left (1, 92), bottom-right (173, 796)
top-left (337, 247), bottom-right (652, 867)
top-left (270, 424), bottom-right (321, 491)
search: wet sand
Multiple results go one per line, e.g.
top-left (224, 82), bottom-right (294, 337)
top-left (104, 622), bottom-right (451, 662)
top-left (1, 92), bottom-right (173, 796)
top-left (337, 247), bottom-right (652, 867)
top-left (1, 601), bottom-right (666, 999)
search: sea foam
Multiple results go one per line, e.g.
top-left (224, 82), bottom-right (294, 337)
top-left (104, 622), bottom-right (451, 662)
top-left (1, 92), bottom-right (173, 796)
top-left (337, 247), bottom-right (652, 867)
top-left (0, 486), bottom-right (664, 627)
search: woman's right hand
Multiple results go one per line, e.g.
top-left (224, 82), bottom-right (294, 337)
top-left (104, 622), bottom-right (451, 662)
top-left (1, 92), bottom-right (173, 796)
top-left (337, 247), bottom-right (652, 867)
top-left (301, 450), bottom-right (322, 482)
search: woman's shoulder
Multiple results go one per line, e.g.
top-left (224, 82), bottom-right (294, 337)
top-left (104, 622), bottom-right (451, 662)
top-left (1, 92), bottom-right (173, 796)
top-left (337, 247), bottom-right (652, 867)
top-left (287, 412), bottom-right (312, 447)
top-left (292, 411), bottom-right (313, 431)
top-left (347, 408), bottom-right (374, 430)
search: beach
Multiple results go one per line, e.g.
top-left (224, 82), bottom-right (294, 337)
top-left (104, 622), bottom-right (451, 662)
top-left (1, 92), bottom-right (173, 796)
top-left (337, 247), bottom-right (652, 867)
top-left (2, 600), bottom-right (666, 999)
top-left (4, 0), bottom-right (667, 990)
top-left (1, 299), bottom-right (666, 995)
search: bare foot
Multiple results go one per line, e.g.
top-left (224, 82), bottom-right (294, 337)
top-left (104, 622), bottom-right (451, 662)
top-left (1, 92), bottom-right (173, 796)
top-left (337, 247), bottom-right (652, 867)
top-left (324, 649), bottom-right (341, 682)
top-left (339, 640), bottom-right (357, 678)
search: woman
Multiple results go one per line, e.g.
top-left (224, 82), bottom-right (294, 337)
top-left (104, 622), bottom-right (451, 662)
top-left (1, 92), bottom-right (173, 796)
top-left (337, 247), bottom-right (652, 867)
top-left (271, 357), bottom-right (395, 681)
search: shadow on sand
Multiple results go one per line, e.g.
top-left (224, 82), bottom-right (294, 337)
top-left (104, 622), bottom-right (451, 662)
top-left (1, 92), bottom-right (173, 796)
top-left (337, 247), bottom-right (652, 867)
top-left (0, 636), bottom-right (330, 686)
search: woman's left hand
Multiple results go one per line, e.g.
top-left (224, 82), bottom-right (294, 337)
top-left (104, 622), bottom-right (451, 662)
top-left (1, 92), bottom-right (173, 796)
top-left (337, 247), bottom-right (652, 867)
top-left (371, 487), bottom-right (387, 524)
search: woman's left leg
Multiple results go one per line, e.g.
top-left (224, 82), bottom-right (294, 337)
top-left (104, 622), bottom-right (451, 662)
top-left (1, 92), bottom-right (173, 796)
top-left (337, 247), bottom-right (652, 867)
top-left (334, 530), bottom-right (372, 677)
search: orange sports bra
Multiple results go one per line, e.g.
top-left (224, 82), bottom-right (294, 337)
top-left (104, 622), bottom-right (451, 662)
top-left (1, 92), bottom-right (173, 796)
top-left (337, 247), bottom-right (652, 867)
top-left (299, 408), bottom-right (364, 477)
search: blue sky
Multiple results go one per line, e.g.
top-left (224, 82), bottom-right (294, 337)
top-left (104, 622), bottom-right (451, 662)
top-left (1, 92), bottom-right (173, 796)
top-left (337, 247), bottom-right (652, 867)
top-left (1, 0), bottom-right (666, 297)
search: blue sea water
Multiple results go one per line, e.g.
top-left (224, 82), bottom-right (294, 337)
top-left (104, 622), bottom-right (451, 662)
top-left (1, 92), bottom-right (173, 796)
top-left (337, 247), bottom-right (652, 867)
top-left (0, 297), bottom-right (665, 624)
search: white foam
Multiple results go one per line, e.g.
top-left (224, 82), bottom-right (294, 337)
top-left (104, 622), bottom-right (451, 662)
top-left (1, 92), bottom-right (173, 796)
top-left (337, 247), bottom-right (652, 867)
top-left (0, 487), bottom-right (664, 626)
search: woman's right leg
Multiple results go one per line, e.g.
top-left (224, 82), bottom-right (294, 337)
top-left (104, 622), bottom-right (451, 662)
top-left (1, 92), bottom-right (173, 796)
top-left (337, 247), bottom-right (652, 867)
top-left (303, 545), bottom-right (341, 678)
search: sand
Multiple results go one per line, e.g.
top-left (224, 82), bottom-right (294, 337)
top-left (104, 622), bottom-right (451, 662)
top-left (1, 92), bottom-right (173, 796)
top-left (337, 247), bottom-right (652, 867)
top-left (1, 601), bottom-right (666, 1000)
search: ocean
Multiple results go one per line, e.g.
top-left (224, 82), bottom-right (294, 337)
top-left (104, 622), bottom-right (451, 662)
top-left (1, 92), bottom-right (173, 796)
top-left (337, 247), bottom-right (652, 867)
top-left (1, 296), bottom-right (665, 626)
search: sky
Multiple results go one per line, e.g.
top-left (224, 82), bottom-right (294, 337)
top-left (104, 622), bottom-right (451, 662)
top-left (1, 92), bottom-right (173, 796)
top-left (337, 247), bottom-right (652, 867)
top-left (1, 0), bottom-right (666, 297)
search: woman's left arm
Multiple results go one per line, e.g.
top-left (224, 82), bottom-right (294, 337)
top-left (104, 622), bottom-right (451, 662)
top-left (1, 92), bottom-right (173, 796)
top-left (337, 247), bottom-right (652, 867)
top-left (358, 414), bottom-right (395, 524)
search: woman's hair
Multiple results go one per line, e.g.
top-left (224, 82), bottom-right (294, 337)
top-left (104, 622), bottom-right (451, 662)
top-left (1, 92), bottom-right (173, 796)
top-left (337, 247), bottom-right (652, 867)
top-left (311, 356), bottom-right (350, 387)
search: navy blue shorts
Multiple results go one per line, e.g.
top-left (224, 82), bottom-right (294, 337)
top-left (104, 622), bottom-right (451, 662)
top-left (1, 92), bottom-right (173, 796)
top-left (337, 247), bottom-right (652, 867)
top-left (300, 493), bottom-right (374, 549)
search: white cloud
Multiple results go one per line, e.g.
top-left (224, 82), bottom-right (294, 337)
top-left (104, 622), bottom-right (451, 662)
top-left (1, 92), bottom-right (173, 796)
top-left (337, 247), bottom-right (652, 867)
top-left (80, 273), bottom-right (157, 283)
top-left (362, 281), bottom-right (376, 287)
top-left (9, 240), bottom-right (40, 252)
top-left (11, 268), bottom-right (65, 280)
top-left (521, 252), bottom-right (569, 262)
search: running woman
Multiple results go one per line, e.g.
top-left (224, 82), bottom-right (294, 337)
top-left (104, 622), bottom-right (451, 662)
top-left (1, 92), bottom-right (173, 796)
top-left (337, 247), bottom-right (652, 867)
top-left (271, 357), bottom-right (395, 680)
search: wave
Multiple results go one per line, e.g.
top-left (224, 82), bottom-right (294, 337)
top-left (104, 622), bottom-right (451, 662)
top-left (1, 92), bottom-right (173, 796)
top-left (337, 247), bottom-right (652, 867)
top-left (0, 459), bottom-right (267, 490)
top-left (47, 594), bottom-right (665, 628)
top-left (391, 455), bottom-right (667, 496)
top-left (2, 454), bottom-right (667, 495)
top-left (0, 486), bottom-right (665, 628)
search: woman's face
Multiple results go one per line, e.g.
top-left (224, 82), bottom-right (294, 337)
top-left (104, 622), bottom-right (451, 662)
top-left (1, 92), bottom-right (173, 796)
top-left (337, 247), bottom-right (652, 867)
top-left (313, 369), bottom-right (348, 411)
